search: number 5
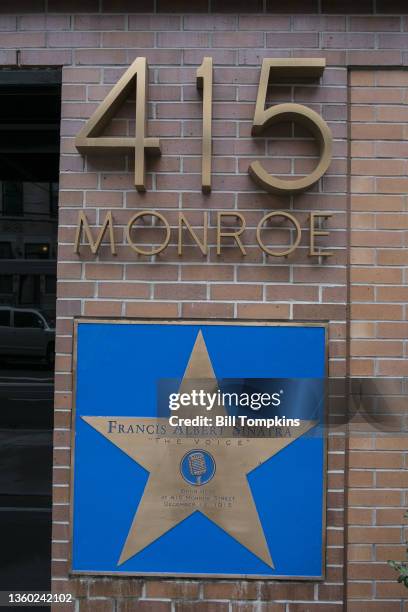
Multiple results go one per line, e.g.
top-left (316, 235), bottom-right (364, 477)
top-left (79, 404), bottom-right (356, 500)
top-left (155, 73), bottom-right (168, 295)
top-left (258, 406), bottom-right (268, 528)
top-left (249, 59), bottom-right (332, 195)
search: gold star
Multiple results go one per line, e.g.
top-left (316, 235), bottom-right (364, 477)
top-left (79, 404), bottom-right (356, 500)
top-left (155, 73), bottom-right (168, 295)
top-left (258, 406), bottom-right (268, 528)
top-left (82, 330), bottom-right (316, 568)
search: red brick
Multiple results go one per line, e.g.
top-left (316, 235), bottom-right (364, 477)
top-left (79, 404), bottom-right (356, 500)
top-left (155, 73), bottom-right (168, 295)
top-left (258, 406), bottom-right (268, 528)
top-left (348, 545), bottom-right (373, 561)
top-left (203, 582), bottom-right (258, 600)
top-left (84, 301), bottom-right (122, 317)
top-left (323, 33), bottom-right (375, 49)
top-left (102, 32), bottom-right (154, 48)
top-left (182, 302), bottom-right (234, 318)
top-left (293, 304), bottom-right (345, 320)
top-left (88, 580), bottom-right (142, 597)
top-left (260, 583), bottom-right (314, 600)
top-left (266, 285), bottom-right (318, 302)
top-left (78, 600), bottom-right (114, 612)
top-left (237, 303), bottom-right (290, 319)
top-left (74, 15), bottom-right (125, 30)
top-left (266, 32), bottom-right (318, 48)
top-left (349, 490), bottom-right (402, 507)
top-left (0, 31), bottom-right (45, 46)
top-left (76, 49), bottom-right (128, 66)
top-left (125, 302), bottom-right (178, 318)
top-left (145, 581), bottom-right (199, 599)
top-left (348, 604), bottom-right (400, 612)
top-left (349, 527), bottom-right (402, 544)
top-left (211, 284), bottom-right (262, 301)
top-left (350, 17), bottom-right (400, 31)
top-left (49, 31), bottom-right (100, 47)
top-left (347, 50), bottom-right (402, 65)
top-left (347, 582), bottom-right (373, 599)
top-left (174, 604), bottom-right (227, 612)
top-left (20, 14), bottom-right (70, 29)
top-left (154, 283), bottom-right (206, 300)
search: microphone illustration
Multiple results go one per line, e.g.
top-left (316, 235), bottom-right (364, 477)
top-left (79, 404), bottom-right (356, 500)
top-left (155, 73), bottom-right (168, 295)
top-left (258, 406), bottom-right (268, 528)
top-left (188, 452), bottom-right (207, 485)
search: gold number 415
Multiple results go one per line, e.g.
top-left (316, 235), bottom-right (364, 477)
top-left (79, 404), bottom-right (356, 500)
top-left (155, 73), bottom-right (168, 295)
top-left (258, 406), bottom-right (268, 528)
top-left (75, 57), bottom-right (332, 196)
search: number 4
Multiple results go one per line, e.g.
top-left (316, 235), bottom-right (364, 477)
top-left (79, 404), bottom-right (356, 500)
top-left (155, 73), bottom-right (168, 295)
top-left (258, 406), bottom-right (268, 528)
top-left (75, 57), bottom-right (160, 191)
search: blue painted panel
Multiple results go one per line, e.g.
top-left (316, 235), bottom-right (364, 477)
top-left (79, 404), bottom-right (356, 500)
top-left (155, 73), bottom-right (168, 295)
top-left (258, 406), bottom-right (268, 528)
top-left (72, 321), bottom-right (326, 578)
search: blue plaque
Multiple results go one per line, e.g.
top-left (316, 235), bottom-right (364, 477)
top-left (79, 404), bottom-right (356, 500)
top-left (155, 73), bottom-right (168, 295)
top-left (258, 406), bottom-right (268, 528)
top-left (71, 320), bottom-right (327, 579)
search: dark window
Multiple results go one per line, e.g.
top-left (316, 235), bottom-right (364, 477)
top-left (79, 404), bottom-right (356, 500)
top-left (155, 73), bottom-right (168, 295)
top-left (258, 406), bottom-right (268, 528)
top-left (2, 181), bottom-right (23, 215)
top-left (24, 243), bottom-right (50, 259)
top-left (44, 275), bottom-right (56, 295)
top-left (0, 242), bottom-right (12, 258)
top-left (0, 275), bottom-right (13, 293)
top-left (14, 311), bottom-right (44, 329)
top-left (0, 309), bottom-right (10, 326)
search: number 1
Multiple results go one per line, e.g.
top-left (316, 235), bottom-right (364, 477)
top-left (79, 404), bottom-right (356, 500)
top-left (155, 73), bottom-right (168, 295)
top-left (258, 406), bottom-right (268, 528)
top-left (196, 57), bottom-right (213, 194)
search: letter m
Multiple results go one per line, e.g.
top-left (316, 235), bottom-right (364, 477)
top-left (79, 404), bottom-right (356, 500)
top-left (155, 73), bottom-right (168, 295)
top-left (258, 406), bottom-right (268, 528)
top-left (74, 211), bottom-right (116, 255)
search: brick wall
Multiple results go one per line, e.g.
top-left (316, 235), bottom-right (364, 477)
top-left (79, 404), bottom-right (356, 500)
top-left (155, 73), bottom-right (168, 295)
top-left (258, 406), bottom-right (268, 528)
top-left (348, 69), bottom-right (408, 612)
top-left (1, 2), bottom-right (407, 610)
top-left (55, 11), bottom-right (348, 611)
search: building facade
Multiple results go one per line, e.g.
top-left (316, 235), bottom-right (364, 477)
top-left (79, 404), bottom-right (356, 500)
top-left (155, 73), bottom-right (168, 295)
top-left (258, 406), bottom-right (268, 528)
top-left (1, 1), bottom-right (407, 610)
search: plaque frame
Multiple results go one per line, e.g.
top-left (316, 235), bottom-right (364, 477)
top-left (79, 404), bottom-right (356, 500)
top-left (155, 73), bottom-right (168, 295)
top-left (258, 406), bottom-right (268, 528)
top-left (69, 318), bottom-right (328, 580)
